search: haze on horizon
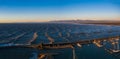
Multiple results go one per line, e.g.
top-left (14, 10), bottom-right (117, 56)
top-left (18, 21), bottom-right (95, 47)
top-left (0, 0), bottom-right (120, 23)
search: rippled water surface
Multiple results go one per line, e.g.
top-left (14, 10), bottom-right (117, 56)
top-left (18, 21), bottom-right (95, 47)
top-left (0, 23), bottom-right (120, 59)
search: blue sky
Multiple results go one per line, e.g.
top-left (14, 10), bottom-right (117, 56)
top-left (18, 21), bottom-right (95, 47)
top-left (0, 0), bottom-right (120, 22)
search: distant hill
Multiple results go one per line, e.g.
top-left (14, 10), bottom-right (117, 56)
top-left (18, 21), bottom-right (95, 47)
top-left (50, 20), bottom-right (120, 25)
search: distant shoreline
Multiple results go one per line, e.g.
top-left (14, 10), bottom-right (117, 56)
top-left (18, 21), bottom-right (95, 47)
top-left (0, 21), bottom-right (120, 26)
top-left (50, 20), bottom-right (120, 26)
top-left (85, 23), bottom-right (120, 25)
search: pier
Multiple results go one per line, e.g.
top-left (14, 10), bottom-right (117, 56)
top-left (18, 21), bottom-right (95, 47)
top-left (32, 36), bottom-right (120, 53)
top-left (0, 36), bottom-right (120, 53)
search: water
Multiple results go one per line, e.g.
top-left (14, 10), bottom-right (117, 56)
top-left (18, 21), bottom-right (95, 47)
top-left (0, 23), bottom-right (120, 59)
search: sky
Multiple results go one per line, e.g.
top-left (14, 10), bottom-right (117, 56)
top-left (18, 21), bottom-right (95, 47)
top-left (0, 0), bottom-right (120, 23)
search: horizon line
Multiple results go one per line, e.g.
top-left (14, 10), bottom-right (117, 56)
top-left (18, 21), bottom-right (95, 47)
top-left (0, 19), bottom-right (120, 23)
